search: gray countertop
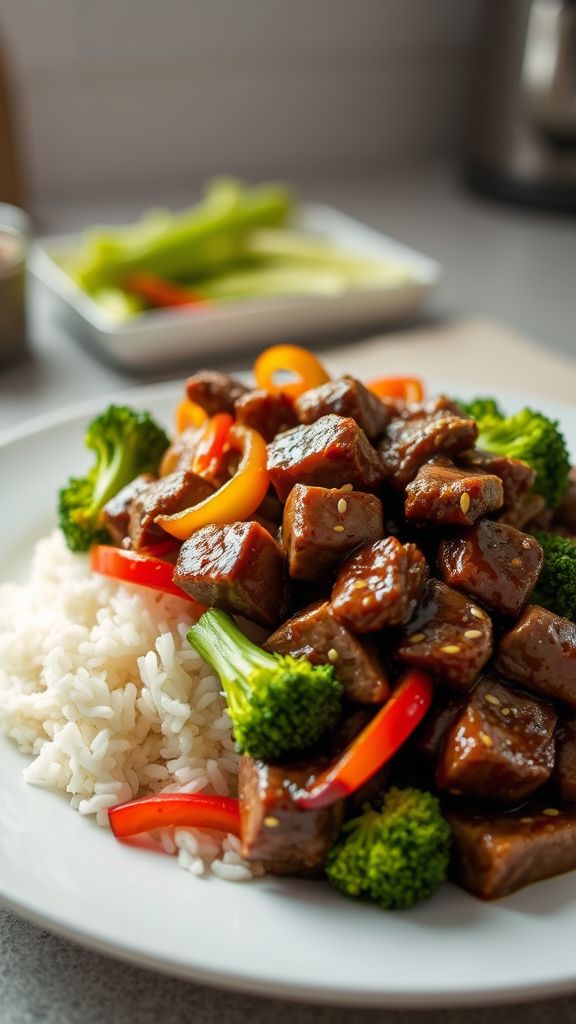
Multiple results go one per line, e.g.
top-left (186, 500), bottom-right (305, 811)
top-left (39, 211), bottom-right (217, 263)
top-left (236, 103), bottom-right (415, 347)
top-left (1, 162), bottom-right (576, 1023)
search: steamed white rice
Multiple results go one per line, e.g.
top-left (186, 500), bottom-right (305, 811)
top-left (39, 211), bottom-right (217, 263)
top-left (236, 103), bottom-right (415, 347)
top-left (0, 531), bottom-right (257, 880)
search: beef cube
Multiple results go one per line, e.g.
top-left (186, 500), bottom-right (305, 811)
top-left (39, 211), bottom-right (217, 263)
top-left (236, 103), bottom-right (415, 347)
top-left (395, 580), bottom-right (492, 692)
top-left (378, 409), bottom-right (478, 489)
top-left (185, 370), bottom-right (248, 415)
top-left (436, 676), bottom-right (556, 804)
top-left (405, 457), bottom-right (503, 526)
top-left (496, 491), bottom-right (548, 531)
top-left (283, 484), bottom-right (384, 581)
top-left (496, 605), bottom-right (576, 709)
top-left (553, 718), bottom-right (576, 803)
top-left (294, 377), bottom-right (393, 441)
top-left (401, 395), bottom-right (464, 419)
top-left (265, 600), bottom-right (390, 704)
top-left (101, 474), bottom-right (156, 545)
top-left (458, 449), bottom-right (535, 509)
top-left (331, 537), bottom-right (428, 632)
top-left (554, 467), bottom-right (576, 532)
top-left (447, 806), bottom-right (576, 900)
top-left (234, 389), bottom-right (298, 442)
top-left (267, 415), bottom-right (384, 502)
top-left (239, 756), bottom-right (343, 876)
top-left (438, 520), bottom-right (543, 618)
top-left (174, 521), bottom-right (285, 627)
top-left (128, 471), bottom-right (215, 551)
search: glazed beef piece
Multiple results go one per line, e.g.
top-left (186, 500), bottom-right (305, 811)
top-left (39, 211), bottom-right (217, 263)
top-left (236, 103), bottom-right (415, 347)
top-left (553, 718), bottom-right (576, 804)
top-left (436, 676), bottom-right (557, 804)
top-left (174, 521), bottom-right (286, 627)
top-left (234, 389), bottom-right (298, 442)
top-left (331, 537), bottom-right (428, 632)
top-left (496, 606), bottom-right (576, 709)
top-left (395, 580), bottom-right (492, 692)
top-left (267, 415), bottom-right (384, 502)
top-left (458, 449), bottom-right (535, 509)
top-left (294, 377), bottom-right (393, 441)
top-left (438, 520), bottom-right (543, 618)
top-left (101, 474), bottom-right (156, 545)
top-left (554, 467), bottom-right (576, 532)
top-left (128, 471), bottom-right (215, 550)
top-left (282, 484), bottom-right (384, 581)
top-left (239, 756), bottom-right (343, 876)
top-left (378, 408), bottom-right (478, 489)
top-left (185, 370), bottom-right (248, 415)
top-left (447, 806), bottom-right (576, 900)
top-left (265, 600), bottom-right (390, 704)
top-left (404, 457), bottom-right (503, 526)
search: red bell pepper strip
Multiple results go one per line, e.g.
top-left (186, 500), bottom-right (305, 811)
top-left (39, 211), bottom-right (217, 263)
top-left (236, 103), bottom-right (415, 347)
top-left (192, 412), bottom-right (234, 476)
top-left (295, 670), bottom-right (434, 810)
top-left (90, 546), bottom-right (203, 607)
top-left (368, 376), bottom-right (424, 403)
top-left (109, 793), bottom-right (241, 838)
top-left (124, 272), bottom-right (209, 310)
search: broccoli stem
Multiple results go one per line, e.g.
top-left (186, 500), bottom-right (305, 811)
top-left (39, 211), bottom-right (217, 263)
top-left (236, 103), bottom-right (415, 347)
top-left (188, 608), bottom-right (274, 712)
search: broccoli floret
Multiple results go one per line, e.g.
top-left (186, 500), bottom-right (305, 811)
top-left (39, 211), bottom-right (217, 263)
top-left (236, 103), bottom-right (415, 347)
top-left (59, 404), bottom-right (169, 552)
top-left (470, 406), bottom-right (569, 509)
top-left (187, 608), bottom-right (342, 761)
top-left (456, 396), bottom-right (504, 421)
top-left (326, 787), bottom-right (451, 910)
top-left (533, 531), bottom-right (576, 621)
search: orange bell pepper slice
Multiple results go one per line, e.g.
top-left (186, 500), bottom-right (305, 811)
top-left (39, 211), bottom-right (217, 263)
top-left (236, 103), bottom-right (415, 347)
top-left (254, 344), bottom-right (330, 399)
top-left (192, 412), bottom-right (234, 476)
top-left (175, 397), bottom-right (208, 433)
top-left (368, 376), bottom-right (424, 404)
top-left (155, 423), bottom-right (270, 541)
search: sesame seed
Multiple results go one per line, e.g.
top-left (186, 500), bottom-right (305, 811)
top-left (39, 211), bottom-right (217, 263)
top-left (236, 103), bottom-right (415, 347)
top-left (408, 632), bottom-right (426, 644)
top-left (522, 539), bottom-right (532, 549)
top-left (361, 596), bottom-right (371, 606)
top-left (333, 524), bottom-right (345, 533)
top-left (543, 808), bottom-right (560, 817)
top-left (501, 707), bottom-right (511, 716)
top-left (441, 644), bottom-right (460, 654)
top-left (340, 483), bottom-right (353, 492)
top-left (479, 731), bottom-right (493, 748)
top-left (464, 629), bottom-right (483, 639)
top-left (520, 817), bottom-right (533, 824)
top-left (511, 558), bottom-right (522, 567)
top-left (353, 579), bottom-right (368, 590)
top-left (460, 492), bottom-right (471, 515)
top-left (470, 607), bottom-right (485, 619)
top-left (264, 816), bottom-right (280, 827)
top-left (327, 648), bottom-right (339, 664)
top-left (485, 693), bottom-right (501, 706)
top-left (337, 498), bottom-right (348, 514)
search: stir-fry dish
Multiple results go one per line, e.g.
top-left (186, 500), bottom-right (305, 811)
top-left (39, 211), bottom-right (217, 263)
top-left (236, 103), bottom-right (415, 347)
top-left (2, 344), bottom-right (576, 908)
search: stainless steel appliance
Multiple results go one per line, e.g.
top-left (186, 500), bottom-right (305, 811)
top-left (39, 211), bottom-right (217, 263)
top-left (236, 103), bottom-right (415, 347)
top-left (466, 0), bottom-right (576, 209)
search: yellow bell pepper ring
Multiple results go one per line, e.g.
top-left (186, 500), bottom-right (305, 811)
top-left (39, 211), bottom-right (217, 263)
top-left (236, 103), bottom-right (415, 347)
top-left (154, 423), bottom-right (270, 541)
top-left (254, 344), bottom-right (330, 399)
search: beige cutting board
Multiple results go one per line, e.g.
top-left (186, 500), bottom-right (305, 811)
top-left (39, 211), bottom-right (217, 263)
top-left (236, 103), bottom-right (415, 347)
top-left (323, 318), bottom-right (576, 404)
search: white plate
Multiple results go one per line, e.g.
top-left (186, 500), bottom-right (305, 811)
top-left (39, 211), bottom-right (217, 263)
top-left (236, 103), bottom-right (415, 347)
top-left (30, 204), bottom-right (441, 372)
top-left (1, 381), bottom-right (576, 1009)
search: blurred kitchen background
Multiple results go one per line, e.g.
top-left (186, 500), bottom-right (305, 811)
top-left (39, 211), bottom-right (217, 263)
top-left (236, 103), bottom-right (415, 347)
top-left (0, 0), bottom-right (574, 401)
